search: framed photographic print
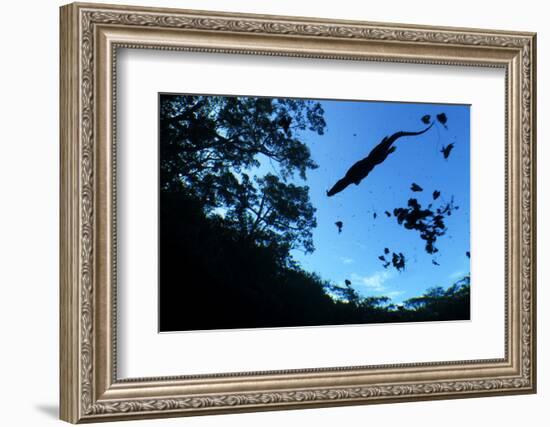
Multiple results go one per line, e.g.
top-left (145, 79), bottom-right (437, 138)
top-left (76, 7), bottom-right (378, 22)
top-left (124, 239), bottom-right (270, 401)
top-left (60, 2), bottom-right (537, 423)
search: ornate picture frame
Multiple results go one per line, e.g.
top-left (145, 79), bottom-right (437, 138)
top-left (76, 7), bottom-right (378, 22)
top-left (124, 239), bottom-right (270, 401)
top-left (60, 2), bottom-right (536, 423)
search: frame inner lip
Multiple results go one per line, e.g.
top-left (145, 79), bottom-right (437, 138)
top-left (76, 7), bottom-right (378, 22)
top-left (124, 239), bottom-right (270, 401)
top-left (110, 44), bottom-right (510, 382)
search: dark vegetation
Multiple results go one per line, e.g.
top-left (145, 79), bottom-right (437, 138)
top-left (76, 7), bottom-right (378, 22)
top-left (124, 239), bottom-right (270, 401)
top-left (159, 94), bottom-right (469, 331)
top-left (160, 191), bottom-right (470, 330)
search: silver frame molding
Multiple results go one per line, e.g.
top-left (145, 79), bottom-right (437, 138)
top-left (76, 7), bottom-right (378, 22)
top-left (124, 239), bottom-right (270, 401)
top-left (60, 2), bottom-right (537, 423)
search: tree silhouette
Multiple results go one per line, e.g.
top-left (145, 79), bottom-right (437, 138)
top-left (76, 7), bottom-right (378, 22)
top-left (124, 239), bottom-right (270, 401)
top-left (220, 173), bottom-right (317, 255)
top-left (403, 276), bottom-right (470, 320)
top-left (160, 94), bottom-right (326, 256)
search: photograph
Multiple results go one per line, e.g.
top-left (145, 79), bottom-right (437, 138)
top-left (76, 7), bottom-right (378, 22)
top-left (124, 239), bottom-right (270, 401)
top-left (159, 93), bottom-right (471, 331)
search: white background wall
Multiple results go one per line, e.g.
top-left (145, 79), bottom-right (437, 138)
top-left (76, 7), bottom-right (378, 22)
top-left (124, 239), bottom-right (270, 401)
top-left (0, 0), bottom-right (545, 426)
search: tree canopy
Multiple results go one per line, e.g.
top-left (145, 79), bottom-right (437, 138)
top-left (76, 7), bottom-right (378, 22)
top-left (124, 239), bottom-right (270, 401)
top-left (160, 94), bottom-right (326, 257)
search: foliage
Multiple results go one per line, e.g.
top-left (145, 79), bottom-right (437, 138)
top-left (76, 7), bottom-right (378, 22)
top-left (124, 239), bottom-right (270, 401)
top-left (402, 275), bottom-right (470, 321)
top-left (160, 95), bottom-right (325, 256)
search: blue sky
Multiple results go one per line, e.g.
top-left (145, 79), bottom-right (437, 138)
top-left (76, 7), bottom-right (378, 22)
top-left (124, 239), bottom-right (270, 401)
top-left (285, 100), bottom-right (471, 304)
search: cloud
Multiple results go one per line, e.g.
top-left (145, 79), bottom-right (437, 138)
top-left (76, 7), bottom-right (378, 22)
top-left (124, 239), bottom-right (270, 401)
top-left (449, 270), bottom-right (467, 280)
top-left (386, 290), bottom-right (405, 298)
top-left (350, 271), bottom-right (393, 292)
top-left (340, 257), bottom-right (355, 265)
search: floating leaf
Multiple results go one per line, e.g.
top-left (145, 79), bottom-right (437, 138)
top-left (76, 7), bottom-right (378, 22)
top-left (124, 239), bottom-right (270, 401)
top-left (441, 143), bottom-right (454, 159)
top-left (411, 183), bottom-right (423, 192)
top-left (436, 113), bottom-right (448, 128)
top-left (392, 252), bottom-right (406, 271)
